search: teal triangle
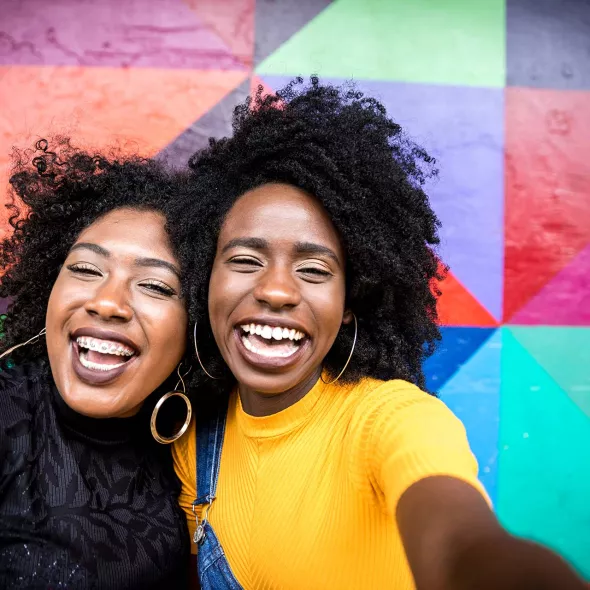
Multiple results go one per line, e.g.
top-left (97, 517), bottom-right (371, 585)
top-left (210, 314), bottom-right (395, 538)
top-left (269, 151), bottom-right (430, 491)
top-left (510, 327), bottom-right (590, 418)
top-left (256, 0), bottom-right (505, 87)
top-left (439, 330), bottom-right (501, 504)
top-left (498, 329), bottom-right (590, 579)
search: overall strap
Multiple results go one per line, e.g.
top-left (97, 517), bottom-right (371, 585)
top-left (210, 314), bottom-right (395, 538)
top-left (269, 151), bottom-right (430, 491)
top-left (195, 396), bottom-right (229, 504)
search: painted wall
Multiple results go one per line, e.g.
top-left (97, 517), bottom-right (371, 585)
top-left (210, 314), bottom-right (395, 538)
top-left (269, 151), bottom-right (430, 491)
top-left (1, 0), bottom-right (589, 579)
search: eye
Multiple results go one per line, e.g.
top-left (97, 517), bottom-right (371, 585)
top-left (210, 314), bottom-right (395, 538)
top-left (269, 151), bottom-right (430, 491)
top-left (139, 280), bottom-right (177, 297)
top-left (227, 256), bottom-right (263, 272)
top-left (295, 262), bottom-right (333, 282)
top-left (67, 262), bottom-right (102, 277)
top-left (299, 267), bottom-right (331, 276)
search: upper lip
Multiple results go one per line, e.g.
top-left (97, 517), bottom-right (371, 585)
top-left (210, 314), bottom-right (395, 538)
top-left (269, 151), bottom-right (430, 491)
top-left (235, 316), bottom-right (311, 338)
top-left (70, 327), bottom-right (140, 354)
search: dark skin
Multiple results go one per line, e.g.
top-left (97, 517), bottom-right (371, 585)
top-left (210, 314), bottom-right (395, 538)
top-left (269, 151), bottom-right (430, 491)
top-left (46, 208), bottom-right (187, 418)
top-left (208, 183), bottom-right (351, 416)
top-left (203, 183), bottom-right (585, 589)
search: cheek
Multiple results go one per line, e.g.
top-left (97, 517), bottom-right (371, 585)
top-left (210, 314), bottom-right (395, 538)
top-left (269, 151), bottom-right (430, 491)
top-left (311, 283), bottom-right (347, 341)
top-left (45, 278), bottom-right (80, 340)
top-left (149, 305), bottom-right (188, 358)
top-left (208, 268), bottom-right (242, 328)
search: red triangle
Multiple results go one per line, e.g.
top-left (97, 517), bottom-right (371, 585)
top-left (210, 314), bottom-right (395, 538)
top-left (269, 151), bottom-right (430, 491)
top-left (504, 87), bottom-right (590, 322)
top-left (435, 270), bottom-right (498, 327)
top-left (0, 65), bottom-right (247, 238)
top-left (184, 0), bottom-right (255, 68)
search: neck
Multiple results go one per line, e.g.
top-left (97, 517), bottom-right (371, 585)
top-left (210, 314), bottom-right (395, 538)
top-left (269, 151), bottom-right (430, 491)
top-left (238, 366), bottom-right (322, 417)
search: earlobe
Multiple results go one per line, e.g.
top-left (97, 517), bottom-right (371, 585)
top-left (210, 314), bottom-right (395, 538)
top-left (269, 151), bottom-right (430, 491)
top-left (342, 309), bottom-right (353, 325)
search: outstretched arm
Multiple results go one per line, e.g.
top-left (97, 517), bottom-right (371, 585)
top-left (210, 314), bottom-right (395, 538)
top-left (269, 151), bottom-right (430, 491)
top-left (397, 475), bottom-right (586, 590)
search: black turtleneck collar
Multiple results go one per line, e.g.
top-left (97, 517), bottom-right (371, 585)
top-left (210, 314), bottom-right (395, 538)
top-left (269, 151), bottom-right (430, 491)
top-left (41, 368), bottom-right (149, 446)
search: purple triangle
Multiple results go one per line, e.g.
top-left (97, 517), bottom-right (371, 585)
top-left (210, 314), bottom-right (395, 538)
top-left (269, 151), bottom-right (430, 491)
top-left (511, 242), bottom-right (590, 325)
top-left (260, 75), bottom-right (505, 321)
top-left (0, 0), bottom-right (245, 70)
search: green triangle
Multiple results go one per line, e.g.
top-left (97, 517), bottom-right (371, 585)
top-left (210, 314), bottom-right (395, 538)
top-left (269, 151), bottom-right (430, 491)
top-left (257, 0), bottom-right (506, 87)
top-left (498, 329), bottom-right (590, 579)
top-left (510, 327), bottom-right (590, 419)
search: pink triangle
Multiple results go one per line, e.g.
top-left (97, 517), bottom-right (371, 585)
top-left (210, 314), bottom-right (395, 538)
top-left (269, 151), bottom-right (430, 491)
top-left (510, 242), bottom-right (590, 325)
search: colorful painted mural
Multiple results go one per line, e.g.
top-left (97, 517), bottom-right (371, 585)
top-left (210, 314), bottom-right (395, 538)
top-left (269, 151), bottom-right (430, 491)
top-left (1, 0), bottom-right (589, 579)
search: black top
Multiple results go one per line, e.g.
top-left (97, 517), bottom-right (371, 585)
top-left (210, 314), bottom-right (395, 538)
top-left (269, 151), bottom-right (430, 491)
top-left (0, 362), bottom-right (189, 589)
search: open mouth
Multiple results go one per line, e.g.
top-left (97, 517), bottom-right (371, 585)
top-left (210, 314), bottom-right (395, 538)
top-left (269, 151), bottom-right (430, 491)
top-left (75, 336), bottom-right (136, 372)
top-left (237, 322), bottom-right (308, 363)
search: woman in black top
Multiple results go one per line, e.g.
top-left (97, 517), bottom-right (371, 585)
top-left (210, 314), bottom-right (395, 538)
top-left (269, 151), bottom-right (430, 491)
top-left (0, 140), bottom-right (194, 589)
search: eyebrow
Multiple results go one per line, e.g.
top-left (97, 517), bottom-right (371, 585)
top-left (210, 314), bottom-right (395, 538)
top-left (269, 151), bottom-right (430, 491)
top-left (221, 237), bottom-right (341, 266)
top-left (295, 242), bottom-right (340, 265)
top-left (69, 242), bottom-right (110, 257)
top-left (134, 257), bottom-right (181, 278)
top-left (69, 243), bottom-right (181, 278)
top-left (221, 237), bottom-right (268, 253)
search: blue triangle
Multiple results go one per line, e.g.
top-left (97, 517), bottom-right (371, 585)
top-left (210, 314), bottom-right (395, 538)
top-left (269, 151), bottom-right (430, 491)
top-left (423, 327), bottom-right (496, 394)
top-left (439, 329), bottom-right (501, 504)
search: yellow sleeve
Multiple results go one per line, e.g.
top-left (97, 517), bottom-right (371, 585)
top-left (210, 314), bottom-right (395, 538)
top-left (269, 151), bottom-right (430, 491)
top-left (171, 418), bottom-right (199, 554)
top-left (365, 383), bottom-right (491, 518)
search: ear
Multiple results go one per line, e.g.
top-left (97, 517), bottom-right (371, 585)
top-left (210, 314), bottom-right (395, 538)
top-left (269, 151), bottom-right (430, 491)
top-left (342, 309), bottom-right (353, 325)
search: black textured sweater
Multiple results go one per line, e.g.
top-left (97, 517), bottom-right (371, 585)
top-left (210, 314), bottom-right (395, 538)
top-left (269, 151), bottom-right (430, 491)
top-left (0, 362), bottom-right (189, 589)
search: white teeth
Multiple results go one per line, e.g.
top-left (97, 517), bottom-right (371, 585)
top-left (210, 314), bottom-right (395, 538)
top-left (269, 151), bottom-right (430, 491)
top-left (240, 324), bottom-right (306, 342)
top-left (78, 352), bottom-right (126, 372)
top-left (76, 336), bottom-right (134, 357)
top-left (241, 336), bottom-right (296, 358)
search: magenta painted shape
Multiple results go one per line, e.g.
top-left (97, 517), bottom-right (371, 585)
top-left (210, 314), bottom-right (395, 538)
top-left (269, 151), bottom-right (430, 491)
top-left (0, 0), bottom-right (245, 69)
top-left (511, 242), bottom-right (590, 325)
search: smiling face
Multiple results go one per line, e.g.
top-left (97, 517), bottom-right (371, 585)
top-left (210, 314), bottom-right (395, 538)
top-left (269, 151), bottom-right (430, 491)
top-left (45, 208), bottom-right (187, 418)
top-left (208, 183), bottom-right (350, 401)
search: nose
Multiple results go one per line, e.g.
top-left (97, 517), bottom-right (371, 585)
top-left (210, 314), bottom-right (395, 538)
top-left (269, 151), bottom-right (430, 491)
top-left (84, 277), bottom-right (133, 322)
top-left (253, 264), bottom-right (301, 310)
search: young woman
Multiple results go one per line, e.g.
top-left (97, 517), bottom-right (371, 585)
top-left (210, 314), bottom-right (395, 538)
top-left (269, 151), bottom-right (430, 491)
top-left (173, 78), bottom-right (586, 589)
top-left (0, 141), bottom-right (197, 588)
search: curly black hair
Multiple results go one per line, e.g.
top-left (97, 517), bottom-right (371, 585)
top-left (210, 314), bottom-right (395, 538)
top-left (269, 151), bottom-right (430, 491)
top-left (172, 76), bottom-right (445, 395)
top-left (0, 138), bottom-right (196, 385)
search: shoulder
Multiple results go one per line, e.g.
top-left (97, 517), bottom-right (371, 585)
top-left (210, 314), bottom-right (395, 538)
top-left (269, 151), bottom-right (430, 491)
top-left (346, 377), bottom-right (455, 430)
top-left (344, 379), bottom-right (487, 511)
top-left (0, 361), bottom-right (48, 426)
top-left (172, 416), bottom-right (196, 486)
top-left (345, 377), bottom-right (472, 469)
top-left (0, 359), bottom-right (47, 390)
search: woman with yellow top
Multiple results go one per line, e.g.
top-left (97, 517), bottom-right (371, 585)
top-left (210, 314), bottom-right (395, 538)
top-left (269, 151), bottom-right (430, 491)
top-left (172, 77), bottom-right (585, 590)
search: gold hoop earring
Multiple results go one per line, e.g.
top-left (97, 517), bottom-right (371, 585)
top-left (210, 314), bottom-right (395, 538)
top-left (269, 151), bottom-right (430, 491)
top-left (151, 363), bottom-right (193, 444)
top-left (321, 313), bottom-right (357, 385)
top-left (0, 327), bottom-right (47, 360)
top-left (193, 322), bottom-right (220, 380)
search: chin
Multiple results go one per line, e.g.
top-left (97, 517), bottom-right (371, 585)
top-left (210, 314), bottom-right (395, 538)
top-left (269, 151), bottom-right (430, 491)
top-left (232, 362), bottom-right (316, 396)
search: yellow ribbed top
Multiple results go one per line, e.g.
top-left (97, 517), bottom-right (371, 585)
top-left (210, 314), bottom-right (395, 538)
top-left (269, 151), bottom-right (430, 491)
top-left (173, 377), bottom-right (488, 590)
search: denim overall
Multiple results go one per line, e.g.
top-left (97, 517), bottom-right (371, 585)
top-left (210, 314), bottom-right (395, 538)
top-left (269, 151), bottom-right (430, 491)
top-left (192, 397), bottom-right (244, 590)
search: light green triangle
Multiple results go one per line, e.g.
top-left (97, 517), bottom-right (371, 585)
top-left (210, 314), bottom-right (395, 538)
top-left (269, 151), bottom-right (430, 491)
top-left (498, 329), bottom-right (590, 579)
top-left (510, 327), bottom-right (590, 418)
top-left (257, 0), bottom-right (506, 87)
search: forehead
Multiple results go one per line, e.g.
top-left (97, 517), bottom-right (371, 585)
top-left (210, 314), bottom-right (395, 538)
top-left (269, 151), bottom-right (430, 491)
top-left (221, 184), bottom-right (341, 249)
top-left (75, 208), bottom-right (175, 260)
